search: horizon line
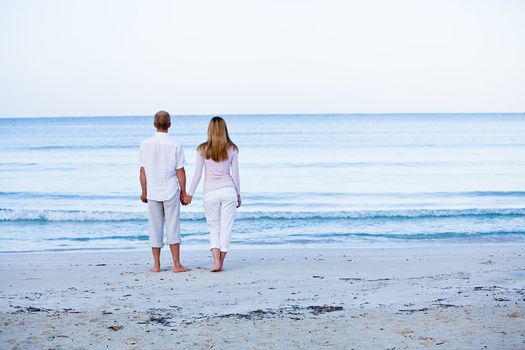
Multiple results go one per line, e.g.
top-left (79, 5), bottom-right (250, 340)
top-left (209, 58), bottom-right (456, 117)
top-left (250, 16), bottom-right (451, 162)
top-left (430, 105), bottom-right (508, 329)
top-left (1, 112), bottom-right (524, 119)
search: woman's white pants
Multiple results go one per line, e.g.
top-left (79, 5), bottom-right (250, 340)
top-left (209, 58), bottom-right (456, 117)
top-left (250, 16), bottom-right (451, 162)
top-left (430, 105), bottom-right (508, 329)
top-left (203, 187), bottom-right (237, 252)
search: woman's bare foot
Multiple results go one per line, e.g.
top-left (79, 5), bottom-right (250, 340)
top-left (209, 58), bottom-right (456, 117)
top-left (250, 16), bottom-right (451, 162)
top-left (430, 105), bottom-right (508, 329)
top-left (219, 251), bottom-right (227, 272)
top-left (151, 265), bottom-right (161, 273)
top-left (210, 248), bottom-right (221, 272)
top-left (210, 261), bottom-right (221, 272)
top-left (173, 265), bottom-right (190, 273)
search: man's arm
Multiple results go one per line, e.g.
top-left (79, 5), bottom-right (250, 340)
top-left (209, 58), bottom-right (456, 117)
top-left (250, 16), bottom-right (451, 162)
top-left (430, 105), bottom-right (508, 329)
top-left (176, 167), bottom-right (187, 203)
top-left (140, 167), bottom-right (147, 203)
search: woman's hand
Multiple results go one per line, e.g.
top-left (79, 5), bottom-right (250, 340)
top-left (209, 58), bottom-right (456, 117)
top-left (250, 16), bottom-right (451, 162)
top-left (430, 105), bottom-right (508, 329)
top-left (184, 194), bottom-right (193, 205)
top-left (237, 194), bottom-right (242, 208)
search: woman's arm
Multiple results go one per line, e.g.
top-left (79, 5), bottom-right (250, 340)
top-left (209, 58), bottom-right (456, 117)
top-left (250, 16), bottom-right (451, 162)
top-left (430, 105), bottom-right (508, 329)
top-left (231, 150), bottom-right (241, 207)
top-left (187, 151), bottom-right (204, 197)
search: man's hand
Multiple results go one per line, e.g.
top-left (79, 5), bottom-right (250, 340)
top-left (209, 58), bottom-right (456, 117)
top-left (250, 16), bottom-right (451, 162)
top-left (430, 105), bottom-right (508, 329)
top-left (237, 194), bottom-right (242, 208)
top-left (180, 193), bottom-right (192, 205)
top-left (180, 192), bottom-right (190, 206)
top-left (140, 192), bottom-right (148, 203)
top-left (176, 168), bottom-right (187, 205)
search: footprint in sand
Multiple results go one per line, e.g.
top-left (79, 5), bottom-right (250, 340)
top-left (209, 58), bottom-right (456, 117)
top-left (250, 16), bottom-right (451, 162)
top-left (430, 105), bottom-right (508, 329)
top-left (400, 329), bottom-right (414, 338)
top-left (480, 260), bottom-right (495, 265)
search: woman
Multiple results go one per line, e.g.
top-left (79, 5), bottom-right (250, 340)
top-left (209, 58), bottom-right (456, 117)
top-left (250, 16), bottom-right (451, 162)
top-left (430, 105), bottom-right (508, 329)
top-left (185, 117), bottom-right (241, 272)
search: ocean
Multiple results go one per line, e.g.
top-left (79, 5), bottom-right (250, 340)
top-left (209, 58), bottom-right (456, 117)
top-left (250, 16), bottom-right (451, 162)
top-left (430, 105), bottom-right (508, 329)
top-left (1, 114), bottom-right (524, 253)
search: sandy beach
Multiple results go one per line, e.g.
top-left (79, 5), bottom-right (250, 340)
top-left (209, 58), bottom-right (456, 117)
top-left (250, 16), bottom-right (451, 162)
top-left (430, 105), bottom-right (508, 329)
top-left (1, 244), bottom-right (524, 349)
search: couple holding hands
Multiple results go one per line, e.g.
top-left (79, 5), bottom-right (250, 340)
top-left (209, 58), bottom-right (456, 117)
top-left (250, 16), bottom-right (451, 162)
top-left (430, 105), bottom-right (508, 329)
top-left (139, 111), bottom-right (241, 273)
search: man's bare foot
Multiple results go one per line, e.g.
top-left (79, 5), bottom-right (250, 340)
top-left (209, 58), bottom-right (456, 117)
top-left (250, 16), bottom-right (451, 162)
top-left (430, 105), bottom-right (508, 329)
top-left (151, 265), bottom-right (161, 272)
top-left (173, 265), bottom-right (190, 273)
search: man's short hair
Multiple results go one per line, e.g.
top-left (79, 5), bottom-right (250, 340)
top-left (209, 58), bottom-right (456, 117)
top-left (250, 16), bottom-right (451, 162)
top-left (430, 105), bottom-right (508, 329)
top-left (154, 111), bottom-right (171, 130)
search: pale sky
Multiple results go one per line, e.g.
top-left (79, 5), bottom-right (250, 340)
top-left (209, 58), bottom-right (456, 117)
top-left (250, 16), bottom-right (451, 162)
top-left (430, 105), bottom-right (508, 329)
top-left (0, 0), bottom-right (524, 117)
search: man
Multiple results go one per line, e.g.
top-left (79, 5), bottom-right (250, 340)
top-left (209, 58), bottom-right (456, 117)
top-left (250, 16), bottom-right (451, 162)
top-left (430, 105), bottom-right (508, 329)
top-left (139, 110), bottom-right (190, 273)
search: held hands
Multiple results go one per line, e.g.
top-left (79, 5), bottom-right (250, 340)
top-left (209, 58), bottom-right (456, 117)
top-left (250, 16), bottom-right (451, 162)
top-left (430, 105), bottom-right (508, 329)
top-left (180, 193), bottom-right (192, 206)
top-left (142, 192), bottom-right (234, 206)
top-left (141, 192), bottom-right (190, 205)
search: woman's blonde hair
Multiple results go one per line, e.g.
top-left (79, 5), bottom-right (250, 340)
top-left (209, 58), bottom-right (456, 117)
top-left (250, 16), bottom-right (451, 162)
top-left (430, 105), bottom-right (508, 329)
top-left (198, 116), bottom-right (238, 162)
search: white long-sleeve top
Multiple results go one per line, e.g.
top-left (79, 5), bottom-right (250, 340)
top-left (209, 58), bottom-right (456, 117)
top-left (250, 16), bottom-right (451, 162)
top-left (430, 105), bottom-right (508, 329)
top-left (188, 147), bottom-right (240, 196)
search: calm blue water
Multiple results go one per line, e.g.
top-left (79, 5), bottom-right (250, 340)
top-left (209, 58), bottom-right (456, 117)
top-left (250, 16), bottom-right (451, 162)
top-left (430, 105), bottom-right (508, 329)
top-left (1, 114), bottom-right (525, 253)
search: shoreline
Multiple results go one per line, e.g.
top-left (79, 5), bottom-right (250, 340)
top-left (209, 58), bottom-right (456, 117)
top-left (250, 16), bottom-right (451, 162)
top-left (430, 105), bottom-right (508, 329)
top-left (2, 240), bottom-right (525, 255)
top-left (1, 244), bottom-right (524, 349)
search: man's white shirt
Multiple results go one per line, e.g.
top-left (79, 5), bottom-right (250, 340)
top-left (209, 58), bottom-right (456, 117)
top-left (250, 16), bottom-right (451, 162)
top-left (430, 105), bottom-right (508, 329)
top-left (139, 132), bottom-right (186, 201)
